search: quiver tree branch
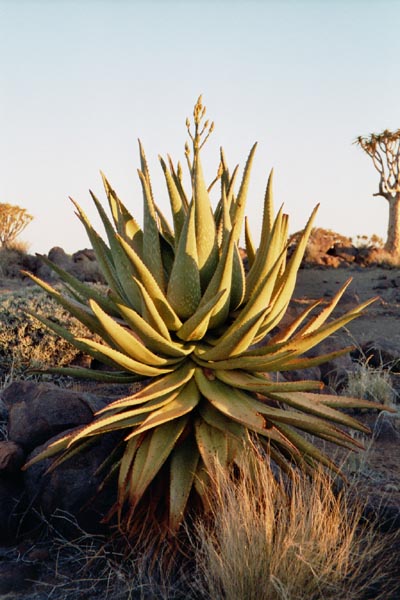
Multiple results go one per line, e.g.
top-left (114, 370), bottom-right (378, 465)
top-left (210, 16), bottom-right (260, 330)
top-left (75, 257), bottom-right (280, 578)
top-left (356, 129), bottom-right (400, 198)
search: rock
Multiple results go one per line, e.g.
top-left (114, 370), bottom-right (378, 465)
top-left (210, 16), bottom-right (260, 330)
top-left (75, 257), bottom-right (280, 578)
top-left (327, 243), bottom-right (357, 262)
top-left (281, 366), bottom-right (322, 383)
top-left (48, 246), bottom-right (73, 270)
top-left (0, 562), bottom-right (39, 595)
top-left (71, 256), bottom-right (105, 283)
top-left (373, 416), bottom-right (400, 442)
top-left (373, 280), bottom-right (392, 290)
top-left (24, 429), bottom-right (121, 532)
top-left (0, 477), bottom-right (24, 543)
top-left (351, 339), bottom-right (400, 372)
top-left (0, 441), bottom-right (25, 473)
top-left (362, 498), bottom-right (400, 534)
top-left (319, 351), bottom-right (355, 391)
top-left (0, 397), bottom-right (7, 422)
top-left (318, 254), bottom-right (344, 268)
top-left (34, 258), bottom-right (53, 280)
top-left (71, 248), bottom-right (105, 283)
top-left (356, 246), bottom-right (397, 266)
top-left (305, 228), bottom-right (352, 255)
top-left (46, 246), bottom-right (104, 283)
top-left (72, 248), bottom-right (97, 263)
top-left (2, 381), bottom-right (111, 452)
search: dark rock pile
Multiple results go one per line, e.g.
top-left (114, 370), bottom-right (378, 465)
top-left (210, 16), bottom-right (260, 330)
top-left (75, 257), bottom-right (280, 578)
top-left (0, 246), bottom-right (105, 284)
top-left (0, 382), bottom-right (123, 544)
top-left (288, 228), bottom-right (394, 268)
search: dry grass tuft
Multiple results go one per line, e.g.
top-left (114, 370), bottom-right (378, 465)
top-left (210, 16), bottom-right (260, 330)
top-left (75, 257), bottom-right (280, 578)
top-left (342, 361), bottom-right (397, 407)
top-left (191, 450), bottom-right (399, 600)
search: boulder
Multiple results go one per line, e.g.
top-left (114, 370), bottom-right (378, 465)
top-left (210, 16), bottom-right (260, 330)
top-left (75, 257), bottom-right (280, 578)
top-left (1, 381), bottom-right (110, 452)
top-left (47, 246), bottom-right (73, 270)
top-left (351, 339), bottom-right (400, 372)
top-left (0, 562), bottom-right (39, 595)
top-left (319, 254), bottom-right (347, 268)
top-left (0, 397), bottom-right (7, 422)
top-left (280, 365), bottom-right (322, 384)
top-left (71, 249), bottom-right (105, 283)
top-left (0, 441), bottom-right (25, 473)
top-left (319, 351), bottom-right (355, 391)
top-left (0, 476), bottom-right (24, 543)
top-left (24, 429), bottom-right (121, 532)
top-left (362, 496), bottom-right (400, 534)
top-left (309, 337), bottom-right (356, 391)
top-left (327, 243), bottom-right (357, 263)
top-left (72, 248), bottom-right (97, 263)
top-left (373, 415), bottom-right (400, 443)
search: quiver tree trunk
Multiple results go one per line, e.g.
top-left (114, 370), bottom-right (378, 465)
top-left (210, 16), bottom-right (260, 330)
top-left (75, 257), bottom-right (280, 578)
top-left (386, 194), bottom-right (400, 255)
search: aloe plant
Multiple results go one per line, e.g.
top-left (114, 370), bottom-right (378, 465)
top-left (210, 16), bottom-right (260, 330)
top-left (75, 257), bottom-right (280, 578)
top-left (24, 97), bottom-right (390, 538)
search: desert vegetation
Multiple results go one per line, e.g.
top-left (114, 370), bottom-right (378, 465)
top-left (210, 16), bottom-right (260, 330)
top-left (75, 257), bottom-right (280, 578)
top-left (0, 203), bottom-right (33, 249)
top-left (0, 286), bottom-right (94, 380)
top-left (0, 99), bottom-right (399, 598)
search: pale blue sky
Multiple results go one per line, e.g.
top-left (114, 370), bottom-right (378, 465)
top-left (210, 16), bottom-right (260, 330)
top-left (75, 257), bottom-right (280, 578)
top-left (1, 0), bottom-right (399, 253)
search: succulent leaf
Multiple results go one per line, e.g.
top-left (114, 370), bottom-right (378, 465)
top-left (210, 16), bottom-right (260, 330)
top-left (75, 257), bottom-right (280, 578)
top-left (167, 201), bottom-right (201, 319)
top-left (100, 171), bottom-right (143, 251)
top-left (192, 153), bottom-right (219, 288)
top-left (169, 434), bottom-right (200, 531)
top-left (137, 160), bottom-right (165, 291)
top-left (124, 377), bottom-right (200, 440)
top-left (127, 417), bottom-right (188, 512)
top-left (195, 418), bottom-right (229, 471)
top-left (159, 156), bottom-right (186, 245)
top-left (117, 235), bottom-right (182, 331)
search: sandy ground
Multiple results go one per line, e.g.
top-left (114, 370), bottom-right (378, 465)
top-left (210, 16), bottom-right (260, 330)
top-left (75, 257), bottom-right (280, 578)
top-left (293, 266), bottom-right (400, 346)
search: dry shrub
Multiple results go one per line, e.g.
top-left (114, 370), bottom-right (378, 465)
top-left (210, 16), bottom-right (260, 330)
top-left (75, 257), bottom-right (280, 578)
top-left (351, 234), bottom-right (384, 250)
top-left (192, 450), bottom-right (399, 600)
top-left (371, 249), bottom-right (400, 268)
top-left (342, 361), bottom-right (397, 407)
top-left (0, 287), bottom-right (93, 377)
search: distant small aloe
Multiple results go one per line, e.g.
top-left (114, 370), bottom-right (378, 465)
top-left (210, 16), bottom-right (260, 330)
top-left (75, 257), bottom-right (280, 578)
top-left (24, 97), bottom-right (391, 539)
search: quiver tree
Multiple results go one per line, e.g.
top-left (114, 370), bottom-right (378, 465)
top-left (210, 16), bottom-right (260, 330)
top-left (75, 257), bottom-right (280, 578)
top-left (0, 203), bottom-right (33, 248)
top-left (356, 129), bottom-right (400, 256)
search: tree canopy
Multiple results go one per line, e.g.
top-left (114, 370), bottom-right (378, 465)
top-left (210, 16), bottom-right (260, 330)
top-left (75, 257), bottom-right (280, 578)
top-left (0, 203), bottom-right (33, 247)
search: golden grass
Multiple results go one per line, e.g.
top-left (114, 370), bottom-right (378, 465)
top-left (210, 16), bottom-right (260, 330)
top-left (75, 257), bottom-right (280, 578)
top-left (191, 450), bottom-right (399, 600)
